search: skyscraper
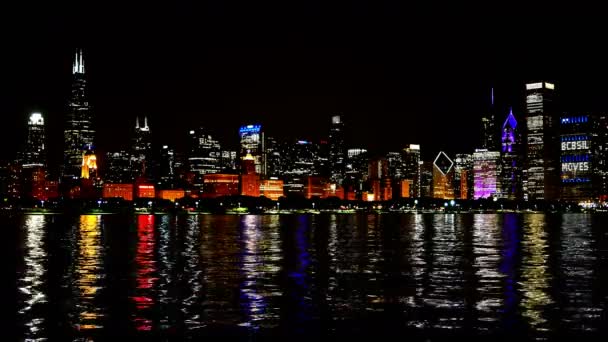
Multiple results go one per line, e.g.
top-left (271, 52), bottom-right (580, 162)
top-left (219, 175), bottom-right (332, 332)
top-left (189, 128), bottom-right (221, 188)
top-left (481, 88), bottom-right (498, 150)
top-left (432, 152), bottom-right (455, 199)
top-left (559, 114), bottom-right (596, 201)
top-left (402, 144), bottom-right (421, 198)
top-left (329, 115), bottom-right (346, 185)
top-left (22, 112), bottom-right (46, 168)
top-left (63, 49), bottom-right (94, 179)
top-left (473, 149), bottom-right (501, 199)
top-left (524, 81), bottom-right (558, 200)
top-left (132, 116), bottom-right (152, 178)
top-left (501, 108), bottom-right (522, 200)
top-left (454, 153), bottom-right (473, 200)
top-left (239, 124), bottom-right (265, 176)
top-left (105, 151), bottom-right (132, 183)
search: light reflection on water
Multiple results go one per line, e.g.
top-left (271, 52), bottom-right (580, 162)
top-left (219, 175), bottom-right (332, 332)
top-left (73, 215), bottom-right (105, 332)
top-left (18, 215), bottom-right (47, 340)
top-left (9, 213), bottom-right (608, 339)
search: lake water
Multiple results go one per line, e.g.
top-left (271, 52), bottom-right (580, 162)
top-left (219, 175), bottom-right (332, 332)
top-left (4, 213), bottom-right (608, 340)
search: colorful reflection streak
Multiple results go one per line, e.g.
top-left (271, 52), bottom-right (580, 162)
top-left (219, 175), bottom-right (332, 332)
top-left (18, 215), bottom-right (47, 339)
top-left (74, 215), bottom-right (105, 331)
top-left (472, 214), bottom-right (503, 331)
top-left (131, 215), bottom-right (158, 331)
top-left (500, 214), bottom-right (519, 330)
top-left (519, 214), bottom-right (553, 332)
top-left (239, 215), bottom-right (282, 330)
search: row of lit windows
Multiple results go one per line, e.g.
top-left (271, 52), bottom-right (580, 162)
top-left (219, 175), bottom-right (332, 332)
top-left (560, 135), bottom-right (589, 141)
top-left (562, 178), bottom-right (591, 183)
top-left (560, 154), bottom-right (591, 163)
top-left (561, 116), bottom-right (589, 124)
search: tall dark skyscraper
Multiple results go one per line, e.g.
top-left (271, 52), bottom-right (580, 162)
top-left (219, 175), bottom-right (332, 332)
top-left (63, 49), bottom-right (94, 180)
top-left (481, 88), bottom-right (498, 150)
top-left (189, 127), bottom-right (221, 188)
top-left (454, 153), bottom-right (473, 200)
top-left (524, 81), bottom-right (558, 200)
top-left (22, 112), bottom-right (46, 168)
top-left (501, 108), bottom-right (522, 200)
top-left (132, 116), bottom-right (152, 178)
top-left (329, 115), bottom-right (346, 185)
top-left (402, 144), bottom-right (421, 198)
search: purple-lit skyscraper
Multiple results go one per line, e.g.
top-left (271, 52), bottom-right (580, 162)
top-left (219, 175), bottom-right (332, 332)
top-left (500, 108), bottom-right (522, 200)
top-left (473, 149), bottom-right (501, 199)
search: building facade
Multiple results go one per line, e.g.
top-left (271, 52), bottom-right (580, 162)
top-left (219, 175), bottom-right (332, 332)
top-left (239, 124), bottom-right (264, 176)
top-left (63, 49), bottom-right (94, 179)
top-left (524, 81), bottom-right (558, 200)
top-left (501, 108), bottom-right (523, 200)
top-left (473, 149), bottom-right (501, 199)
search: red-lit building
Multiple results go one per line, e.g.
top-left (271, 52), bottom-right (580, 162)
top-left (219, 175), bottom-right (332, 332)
top-left (23, 166), bottom-right (46, 200)
top-left (240, 153), bottom-right (260, 197)
top-left (44, 180), bottom-right (59, 200)
top-left (305, 176), bottom-right (328, 199)
top-left (157, 189), bottom-right (185, 202)
top-left (202, 174), bottom-right (239, 198)
top-left (260, 179), bottom-right (284, 200)
top-left (103, 183), bottom-right (134, 201)
top-left (240, 174), bottom-right (260, 197)
top-left (137, 184), bottom-right (155, 198)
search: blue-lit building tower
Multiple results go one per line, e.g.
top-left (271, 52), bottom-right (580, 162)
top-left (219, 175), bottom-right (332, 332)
top-left (559, 114), bottom-right (597, 201)
top-left (239, 124), bottom-right (265, 176)
top-left (63, 49), bottom-right (94, 180)
top-left (500, 108), bottom-right (523, 200)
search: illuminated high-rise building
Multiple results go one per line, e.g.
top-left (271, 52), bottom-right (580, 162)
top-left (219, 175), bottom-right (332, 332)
top-left (283, 140), bottom-right (319, 196)
top-left (597, 116), bottom-right (608, 201)
top-left (501, 108), bottom-right (523, 200)
top-left (105, 151), bottom-right (132, 183)
top-left (386, 152), bottom-right (403, 179)
top-left (219, 150), bottom-right (238, 172)
top-left (402, 144), bottom-right (421, 197)
top-left (420, 161), bottom-right (433, 198)
top-left (132, 116), bottom-right (152, 178)
top-left (63, 49), bottom-right (94, 179)
top-left (188, 127), bottom-right (221, 188)
top-left (432, 152), bottom-right (455, 199)
top-left (239, 124), bottom-right (265, 176)
top-left (524, 81), bottom-right (558, 200)
top-left (22, 112), bottom-right (46, 168)
top-left (454, 153), bottom-right (473, 200)
top-left (157, 145), bottom-right (176, 188)
top-left (559, 114), bottom-right (598, 201)
top-left (368, 158), bottom-right (392, 201)
top-left (473, 149), bottom-right (501, 199)
top-left (265, 136), bottom-right (283, 177)
top-left (81, 148), bottom-right (98, 180)
top-left (344, 148), bottom-right (368, 197)
top-left (481, 88), bottom-right (498, 150)
top-left (329, 115), bottom-right (346, 185)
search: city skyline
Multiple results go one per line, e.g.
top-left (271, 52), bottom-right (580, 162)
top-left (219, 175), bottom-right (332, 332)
top-left (5, 29), bottom-right (608, 167)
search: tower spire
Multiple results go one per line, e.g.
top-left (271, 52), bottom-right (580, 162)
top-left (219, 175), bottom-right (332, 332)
top-left (491, 87), bottom-right (494, 107)
top-left (136, 116), bottom-right (140, 129)
top-left (144, 116), bottom-right (148, 129)
top-left (72, 48), bottom-right (85, 74)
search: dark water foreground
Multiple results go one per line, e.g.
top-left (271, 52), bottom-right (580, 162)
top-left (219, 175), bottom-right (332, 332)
top-left (3, 213), bottom-right (608, 340)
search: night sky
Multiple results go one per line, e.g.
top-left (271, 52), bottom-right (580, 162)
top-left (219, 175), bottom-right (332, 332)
top-left (1, 4), bottom-right (606, 173)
